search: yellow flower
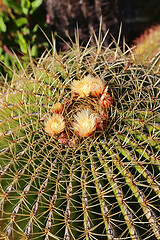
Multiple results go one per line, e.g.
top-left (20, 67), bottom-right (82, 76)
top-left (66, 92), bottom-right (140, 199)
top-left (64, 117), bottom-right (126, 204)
top-left (71, 75), bottom-right (105, 97)
top-left (72, 108), bottom-right (97, 137)
top-left (71, 77), bottom-right (92, 97)
top-left (45, 114), bottom-right (65, 135)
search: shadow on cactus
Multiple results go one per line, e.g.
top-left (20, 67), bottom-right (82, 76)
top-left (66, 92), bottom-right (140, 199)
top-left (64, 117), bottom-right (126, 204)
top-left (0, 30), bottom-right (160, 240)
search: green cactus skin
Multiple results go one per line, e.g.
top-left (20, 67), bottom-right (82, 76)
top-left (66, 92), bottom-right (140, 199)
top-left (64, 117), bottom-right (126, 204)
top-left (0, 35), bottom-right (160, 240)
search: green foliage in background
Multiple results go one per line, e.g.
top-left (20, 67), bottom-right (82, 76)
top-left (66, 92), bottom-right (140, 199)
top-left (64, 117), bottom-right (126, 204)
top-left (0, 0), bottom-right (51, 79)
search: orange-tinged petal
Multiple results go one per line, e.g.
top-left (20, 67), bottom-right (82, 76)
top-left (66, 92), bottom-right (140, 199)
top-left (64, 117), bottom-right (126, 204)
top-left (51, 102), bottom-right (64, 114)
top-left (99, 92), bottom-right (112, 108)
top-left (89, 76), bottom-right (105, 97)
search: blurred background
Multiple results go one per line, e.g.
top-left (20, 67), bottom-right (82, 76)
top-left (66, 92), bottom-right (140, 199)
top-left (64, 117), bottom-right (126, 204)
top-left (0, 0), bottom-right (160, 78)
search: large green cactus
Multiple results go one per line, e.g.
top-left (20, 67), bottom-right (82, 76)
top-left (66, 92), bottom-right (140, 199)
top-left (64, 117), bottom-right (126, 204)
top-left (0, 34), bottom-right (160, 240)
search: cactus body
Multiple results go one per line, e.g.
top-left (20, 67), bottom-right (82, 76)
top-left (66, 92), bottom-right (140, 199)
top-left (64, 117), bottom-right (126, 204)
top-left (0, 36), bottom-right (160, 240)
top-left (133, 24), bottom-right (160, 70)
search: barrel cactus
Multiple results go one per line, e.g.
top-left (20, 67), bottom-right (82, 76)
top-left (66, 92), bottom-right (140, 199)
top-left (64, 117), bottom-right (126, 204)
top-left (132, 24), bottom-right (160, 69)
top-left (0, 33), bottom-right (160, 240)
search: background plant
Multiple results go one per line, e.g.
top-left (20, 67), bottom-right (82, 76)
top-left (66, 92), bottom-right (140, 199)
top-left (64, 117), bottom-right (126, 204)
top-left (132, 24), bottom-right (160, 72)
top-left (0, 0), bottom-right (51, 80)
top-left (0, 32), bottom-right (160, 240)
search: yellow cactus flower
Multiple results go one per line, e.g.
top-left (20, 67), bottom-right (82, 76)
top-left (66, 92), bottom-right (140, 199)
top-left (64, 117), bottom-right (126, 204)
top-left (71, 75), bottom-right (105, 98)
top-left (72, 108), bottom-right (97, 137)
top-left (71, 77), bottom-right (92, 97)
top-left (45, 114), bottom-right (65, 135)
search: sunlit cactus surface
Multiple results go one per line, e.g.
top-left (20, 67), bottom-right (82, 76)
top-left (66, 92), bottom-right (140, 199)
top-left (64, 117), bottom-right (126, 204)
top-left (133, 24), bottom-right (160, 70)
top-left (0, 33), bottom-right (160, 240)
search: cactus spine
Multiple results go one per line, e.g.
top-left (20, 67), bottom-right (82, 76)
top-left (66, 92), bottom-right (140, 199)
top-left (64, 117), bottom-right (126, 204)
top-left (0, 33), bottom-right (160, 240)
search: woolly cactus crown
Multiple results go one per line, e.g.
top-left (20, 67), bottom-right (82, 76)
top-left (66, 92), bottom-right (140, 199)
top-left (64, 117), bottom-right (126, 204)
top-left (0, 32), bottom-right (160, 240)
